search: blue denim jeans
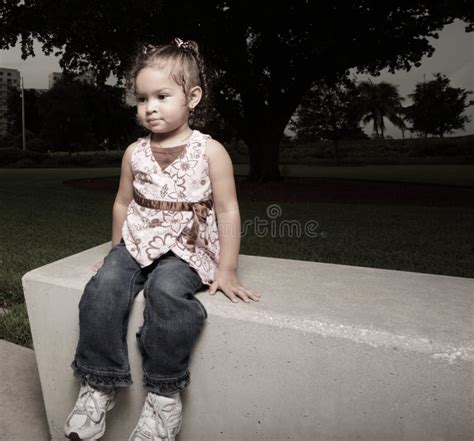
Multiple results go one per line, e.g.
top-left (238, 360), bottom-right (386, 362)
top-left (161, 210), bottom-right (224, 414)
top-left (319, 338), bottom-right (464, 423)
top-left (71, 239), bottom-right (208, 395)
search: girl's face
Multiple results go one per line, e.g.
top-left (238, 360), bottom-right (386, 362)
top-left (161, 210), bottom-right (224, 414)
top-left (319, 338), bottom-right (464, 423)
top-left (135, 66), bottom-right (190, 135)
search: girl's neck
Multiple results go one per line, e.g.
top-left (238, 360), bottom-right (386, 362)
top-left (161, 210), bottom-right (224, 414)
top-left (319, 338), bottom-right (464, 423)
top-left (151, 127), bottom-right (193, 148)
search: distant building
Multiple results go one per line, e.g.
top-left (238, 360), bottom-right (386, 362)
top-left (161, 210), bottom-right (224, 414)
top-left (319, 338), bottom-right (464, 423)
top-left (75, 72), bottom-right (95, 86)
top-left (48, 71), bottom-right (95, 89)
top-left (0, 68), bottom-right (97, 137)
top-left (0, 67), bottom-right (21, 136)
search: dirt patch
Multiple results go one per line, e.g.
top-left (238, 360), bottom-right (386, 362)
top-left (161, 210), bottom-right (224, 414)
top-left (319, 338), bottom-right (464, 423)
top-left (63, 175), bottom-right (474, 207)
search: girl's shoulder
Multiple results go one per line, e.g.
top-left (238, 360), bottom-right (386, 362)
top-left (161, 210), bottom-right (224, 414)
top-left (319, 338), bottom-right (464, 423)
top-left (202, 136), bottom-right (226, 157)
top-left (128, 135), bottom-right (152, 157)
top-left (190, 129), bottom-right (214, 156)
top-left (129, 137), bottom-right (144, 151)
top-left (191, 129), bottom-right (211, 144)
top-left (202, 136), bottom-right (232, 173)
top-left (121, 137), bottom-right (146, 166)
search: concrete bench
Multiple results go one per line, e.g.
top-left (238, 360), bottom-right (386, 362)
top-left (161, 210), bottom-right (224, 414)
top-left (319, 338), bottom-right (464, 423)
top-left (23, 243), bottom-right (473, 441)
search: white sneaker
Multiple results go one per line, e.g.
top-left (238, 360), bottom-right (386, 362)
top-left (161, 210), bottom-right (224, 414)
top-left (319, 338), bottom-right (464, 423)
top-left (129, 392), bottom-right (182, 441)
top-left (64, 383), bottom-right (117, 440)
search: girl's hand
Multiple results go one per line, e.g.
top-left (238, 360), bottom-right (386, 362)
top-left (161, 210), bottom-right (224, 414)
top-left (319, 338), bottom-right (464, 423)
top-left (92, 260), bottom-right (103, 272)
top-left (209, 269), bottom-right (261, 304)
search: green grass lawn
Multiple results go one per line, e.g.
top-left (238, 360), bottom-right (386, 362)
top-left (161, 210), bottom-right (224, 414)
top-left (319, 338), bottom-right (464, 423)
top-left (1, 167), bottom-right (473, 348)
top-left (235, 164), bottom-right (474, 186)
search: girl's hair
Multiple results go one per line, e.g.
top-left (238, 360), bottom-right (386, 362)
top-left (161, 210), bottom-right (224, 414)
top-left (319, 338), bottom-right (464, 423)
top-left (127, 38), bottom-right (209, 114)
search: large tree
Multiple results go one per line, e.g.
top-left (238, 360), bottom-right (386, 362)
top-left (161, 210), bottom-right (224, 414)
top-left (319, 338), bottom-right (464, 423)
top-left (290, 77), bottom-right (366, 162)
top-left (405, 73), bottom-right (473, 138)
top-left (38, 79), bottom-right (138, 153)
top-left (38, 80), bottom-right (97, 154)
top-left (1, 1), bottom-right (472, 180)
top-left (5, 78), bottom-right (138, 151)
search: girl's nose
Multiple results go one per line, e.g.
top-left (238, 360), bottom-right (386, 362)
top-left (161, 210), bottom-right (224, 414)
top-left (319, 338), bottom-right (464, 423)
top-left (146, 100), bottom-right (158, 113)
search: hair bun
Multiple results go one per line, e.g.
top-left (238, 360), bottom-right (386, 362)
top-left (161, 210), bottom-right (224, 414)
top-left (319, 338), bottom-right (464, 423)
top-left (173, 38), bottom-right (199, 56)
top-left (142, 43), bottom-right (157, 55)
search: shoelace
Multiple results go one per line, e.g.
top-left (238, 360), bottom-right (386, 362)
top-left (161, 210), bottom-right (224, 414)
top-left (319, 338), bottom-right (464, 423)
top-left (136, 397), bottom-right (158, 437)
top-left (77, 385), bottom-right (111, 424)
top-left (154, 403), bottom-right (180, 439)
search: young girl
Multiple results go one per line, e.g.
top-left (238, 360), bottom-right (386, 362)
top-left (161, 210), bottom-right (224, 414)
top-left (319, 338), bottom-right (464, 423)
top-left (64, 37), bottom-right (261, 441)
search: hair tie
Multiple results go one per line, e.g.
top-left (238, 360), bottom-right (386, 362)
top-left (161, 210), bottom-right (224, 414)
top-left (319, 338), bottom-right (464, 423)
top-left (142, 43), bottom-right (157, 55)
top-left (174, 37), bottom-right (193, 51)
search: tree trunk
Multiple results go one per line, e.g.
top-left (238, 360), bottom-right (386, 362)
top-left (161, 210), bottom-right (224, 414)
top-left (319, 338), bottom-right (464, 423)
top-left (240, 110), bottom-right (287, 182)
top-left (373, 119), bottom-right (379, 138)
top-left (262, 140), bottom-right (282, 181)
top-left (246, 143), bottom-right (262, 181)
top-left (333, 138), bottom-right (339, 164)
top-left (246, 137), bottom-right (282, 182)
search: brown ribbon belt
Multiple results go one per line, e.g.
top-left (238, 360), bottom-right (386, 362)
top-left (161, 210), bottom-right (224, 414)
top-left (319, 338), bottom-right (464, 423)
top-left (133, 188), bottom-right (213, 249)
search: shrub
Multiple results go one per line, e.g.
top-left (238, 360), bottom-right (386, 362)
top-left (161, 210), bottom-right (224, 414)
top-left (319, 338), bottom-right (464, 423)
top-left (27, 137), bottom-right (49, 153)
top-left (0, 148), bottom-right (47, 166)
top-left (0, 304), bottom-right (32, 348)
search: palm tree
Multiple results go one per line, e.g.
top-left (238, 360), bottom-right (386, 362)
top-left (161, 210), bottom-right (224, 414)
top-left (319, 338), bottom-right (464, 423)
top-left (358, 79), bottom-right (407, 139)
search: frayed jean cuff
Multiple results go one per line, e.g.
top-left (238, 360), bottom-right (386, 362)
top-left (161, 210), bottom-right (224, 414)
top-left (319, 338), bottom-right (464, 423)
top-left (143, 370), bottom-right (190, 395)
top-left (71, 360), bottom-right (132, 388)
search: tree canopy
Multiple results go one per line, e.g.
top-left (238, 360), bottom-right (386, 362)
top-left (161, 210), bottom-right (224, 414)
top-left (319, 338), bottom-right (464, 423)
top-left (1, 0), bottom-right (472, 180)
top-left (290, 77), bottom-right (366, 161)
top-left (405, 73), bottom-right (473, 138)
top-left (6, 80), bottom-right (138, 152)
top-left (358, 80), bottom-right (406, 139)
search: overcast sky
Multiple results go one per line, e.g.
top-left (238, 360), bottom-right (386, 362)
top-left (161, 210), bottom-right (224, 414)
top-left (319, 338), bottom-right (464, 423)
top-left (0, 19), bottom-right (472, 138)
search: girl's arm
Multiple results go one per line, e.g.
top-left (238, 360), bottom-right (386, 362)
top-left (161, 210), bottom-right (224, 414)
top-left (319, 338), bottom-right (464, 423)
top-left (206, 139), bottom-right (261, 303)
top-left (111, 142), bottom-right (136, 246)
top-left (92, 143), bottom-right (135, 272)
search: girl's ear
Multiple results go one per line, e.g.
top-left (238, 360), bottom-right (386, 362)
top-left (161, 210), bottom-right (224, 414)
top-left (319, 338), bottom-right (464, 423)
top-left (187, 86), bottom-right (202, 111)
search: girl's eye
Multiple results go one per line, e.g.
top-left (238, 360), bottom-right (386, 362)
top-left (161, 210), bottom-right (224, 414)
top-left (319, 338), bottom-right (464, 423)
top-left (136, 97), bottom-right (146, 103)
top-left (158, 94), bottom-right (167, 100)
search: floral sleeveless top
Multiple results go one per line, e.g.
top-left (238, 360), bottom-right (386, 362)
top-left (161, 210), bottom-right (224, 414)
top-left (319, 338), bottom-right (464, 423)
top-left (122, 129), bottom-right (220, 285)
